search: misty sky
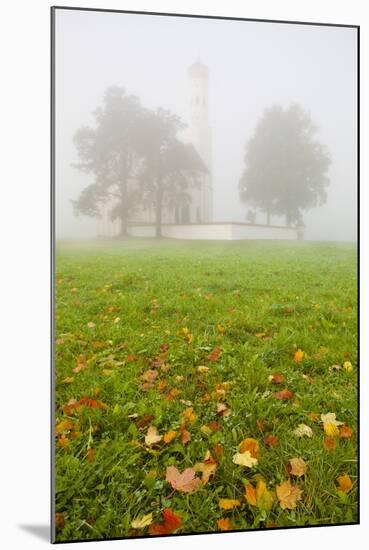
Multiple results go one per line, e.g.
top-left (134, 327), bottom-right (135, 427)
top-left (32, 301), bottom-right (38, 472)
top-left (55, 9), bottom-right (357, 241)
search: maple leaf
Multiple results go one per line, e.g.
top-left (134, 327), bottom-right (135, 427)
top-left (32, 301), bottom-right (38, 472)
top-left (339, 425), bottom-right (353, 439)
top-left (145, 426), bottom-right (162, 446)
top-left (343, 361), bottom-right (353, 372)
top-left (273, 389), bottom-right (294, 400)
top-left (276, 480), bottom-right (303, 510)
top-left (232, 450), bottom-right (258, 468)
top-left (264, 434), bottom-right (279, 447)
top-left (131, 513), bottom-right (153, 529)
top-left (288, 458), bottom-right (308, 477)
top-left (207, 346), bottom-right (222, 361)
top-left (336, 474), bottom-right (353, 493)
top-left (293, 349), bottom-right (304, 362)
top-left (217, 518), bottom-right (231, 531)
top-left (194, 450), bottom-right (217, 486)
top-left (239, 438), bottom-right (259, 459)
top-left (245, 480), bottom-right (273, 510)
top-left (165, 466), bottom-right (201, 493)
top-left (293, 424), bottom-right (313, 438)
top-left (219, 498), bottom-right (241, 510)
top-left (216, 402), bottom-right (231, 417)
top-left (149, 508), bottom-right (181, 535)
top-left (163, 430), bottom-right (177, 444)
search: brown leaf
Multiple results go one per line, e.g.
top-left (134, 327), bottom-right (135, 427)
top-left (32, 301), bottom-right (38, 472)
top-left (323, 436), bottom-right (337, 451)
top-left (273, 388), bottom-right (294, 400)
top-left (288, 457), bottom-right (307, 477)
top-left (268, 372), bottom-right (284, 385)
top-left (216, 402), bottom-right (231, 417)
top-left (165, 466), bottom-right (200, 493)
top-left (339, 425), bottom-right (353, 439)
top-left (207, 346), bottom-right (222, 361)
top-left (55, 512), bottom-right (65, 530)
top-left (180, 422), bottom-right (191, 445)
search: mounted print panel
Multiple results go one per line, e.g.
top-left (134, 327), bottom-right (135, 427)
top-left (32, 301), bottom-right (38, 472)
top-left (51, 6), bottom-right (359, 543)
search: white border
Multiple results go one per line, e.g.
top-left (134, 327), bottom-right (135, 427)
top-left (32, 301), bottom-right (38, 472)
top-left (0, 1), bottom-right (366, 549)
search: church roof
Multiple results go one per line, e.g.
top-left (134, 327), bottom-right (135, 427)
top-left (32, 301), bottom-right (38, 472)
top-left (188, 60), bottom-right (209, 79)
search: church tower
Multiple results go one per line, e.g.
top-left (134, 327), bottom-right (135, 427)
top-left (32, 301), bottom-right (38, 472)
top-left (186, 60), bottom-right (213, 222)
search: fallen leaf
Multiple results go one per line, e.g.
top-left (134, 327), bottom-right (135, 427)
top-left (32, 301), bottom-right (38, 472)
top-left (55, 512), bottom-right (65, 530)
top-left (85, 448), bottom-right (96, 462)
top-left (336, 474), bottom-right (353, 493)
top-left (131, 513), bottom-right (153, 529)
top-left (339, 425), bottom-right (353, 439)
top-left (323, 436), bottom-right (337, 451)
top-left (165, 466), bottom-right (201, 493)
top-left (294, 424), bottom-right (313, 438)
top-left (293, 349), bottom-right (305, 362)
top-left (288, 458), bottom-right (307, 477)
top-left (264, 434), bottom-right (279, 447)
top-left (321, 413), bottom-right (343, 437)
top-left (163, 430), bottom-right (177, 444)
top-left (194, 450), bottom-right (217, 486)
top-left (87, 322), bottom-right (96, 329)
top-left (268, 372), bottom-right (284, 385)
top-left (245, 483), bottom-right (257, 506)
top-left (219, 498), bottom-right (241, 510)
top-left (149, 508), bottom-right (181, 535)
top-left (62, 377), bottom-right (74, 384)
top-left (198, 365), bottom-right (210, 373)
top-left (55, 419), bottom-right (74, 435)
top-left (216, 402), bottom-right (231, 417)
top-left (239, 438), bottom-right (259, 459)
top-left (276, 480), bottom-right (303, 510)
top-left (180, 422), bottom-right (191, 445)
top-left (207, 347), bottom-right (222, 361)
top-left (140, 370), bottom-right (158, 382)
top-left (182, 407), bottom-right (197, 423)
top-left (217, 518), bottom-right (231, 531)
top-left (343, 361), bottom-right (353, 372)
top-left (145, 426), bottom-right (162, 446)
top-left (214, 442), bottom-right (223, 458)
top-left (273, 389), bottom-right (294, 401)
top-left (232, 450), bottom-right (258, 468)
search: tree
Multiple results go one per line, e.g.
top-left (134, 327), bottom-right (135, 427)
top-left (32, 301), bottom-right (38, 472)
top-left (239, 104), bottom-right (331, 226)
top-left (138, 108), bottom-right (207, 237)
top-left (72, 86), bottom-right (144, 236)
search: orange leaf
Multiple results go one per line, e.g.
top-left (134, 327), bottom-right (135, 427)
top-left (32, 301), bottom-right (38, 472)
top-left (149, 508), bottom-right (181, 535)
top-left (55, 512), bottom-right (65, 530)
top-left (217, 518), bottom-right (231, 531)
top-left (293, 349), bottom-right (304, 362)
top-left (181, 407), bottom-right (197, 423)
top-left (269, 372), bottom-right (284, 385)
top-left (216, 402), bottom-right (231, 417)
top-left (336, 474), bottom-right (353, 493)
top-left (180, 423), bottom-right (191, 445)
top-left (86, 448), bottom-right (96, 462)
top-left (264, 434), bottom-right (279, 447)
top-left (273, 388), bottom-right (294, 400)
top-left (165, 466), bottom-right (200, 493)
top-left (55, 419), bottom-right (74, 435)
top-left (245, 483), bottom-right (257, 506)
top-left (323, 436), bottom-right (337, 451)
top-left (239, 438), bottom-right (259, 459)
top-left (339, 425), bottom-right (353, 439)
top-left (163, 430), bottom-right (177, 444)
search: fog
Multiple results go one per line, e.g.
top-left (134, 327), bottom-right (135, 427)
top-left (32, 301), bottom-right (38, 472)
top-left (55, 9), bottom-right (357, 241)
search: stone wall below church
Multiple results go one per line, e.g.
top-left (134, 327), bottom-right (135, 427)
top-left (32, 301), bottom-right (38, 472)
top-left (127, 222), bottom-right (298, 240)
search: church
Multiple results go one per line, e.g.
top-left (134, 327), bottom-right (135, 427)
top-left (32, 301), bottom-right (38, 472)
top-left (97, 60), bottom-right (298, 241)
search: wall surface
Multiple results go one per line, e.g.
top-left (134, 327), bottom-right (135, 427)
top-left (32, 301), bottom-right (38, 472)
top-left (127, 223), bottom-right (298, 240)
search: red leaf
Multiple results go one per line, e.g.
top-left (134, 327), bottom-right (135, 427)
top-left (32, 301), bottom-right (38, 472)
top-left (207, 347), bottom-right (222, 361)
top-left (273, 388), bottom-right (294, 400)
top-left (149, 508), bottom-right (181, 535)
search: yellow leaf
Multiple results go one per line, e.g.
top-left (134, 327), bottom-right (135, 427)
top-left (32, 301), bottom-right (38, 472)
top-left (181, 407), bottom-right (197, 423)
top-left (343, 361), bottom-right (353, 372)
top-left (62, 377), bottom-right (74, 384)
top-left (239, 438), bottom-right (259, 458)
top-left (293, 349), bottom-right (304, 362)
top-left (336, 474), bottom-right (353, 493)
top-left (197, 365), bottom-right (210, 373)
top-left (256, 480), bottom-right (274, 510)
top-left (245, 483), bottom-right (257, 506)
top-left (324, 422), bottom-right (340, 437)
top-left (219, 498), bottom-right (241, 510)
top-left (55, 419), bottom-right (74, 435)
top-left (293, 424), bottom-right (313, 438)
top-left (145, 426), bottom-right (162, 446)
top-left (232, 451), bottom-right (258, 468)
top-left (131, 513), bottom-right (153, 529)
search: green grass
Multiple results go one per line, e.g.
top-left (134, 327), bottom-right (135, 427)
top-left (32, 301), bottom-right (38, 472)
top-left (54, 239), bottom-right (358, 541)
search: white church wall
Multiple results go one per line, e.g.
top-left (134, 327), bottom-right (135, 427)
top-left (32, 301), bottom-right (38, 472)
top-left (127, 223), bottom-right (298, 240)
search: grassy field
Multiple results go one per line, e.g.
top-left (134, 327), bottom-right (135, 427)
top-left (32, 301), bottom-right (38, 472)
top-left (54, 239), bottom-right (358, 541)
